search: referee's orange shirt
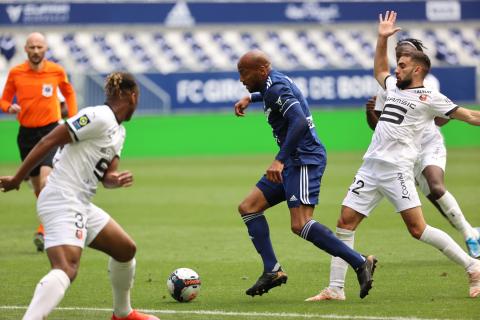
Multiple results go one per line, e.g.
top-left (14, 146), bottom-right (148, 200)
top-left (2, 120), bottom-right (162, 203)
top-left (0, 60), bottom-right (77, 128)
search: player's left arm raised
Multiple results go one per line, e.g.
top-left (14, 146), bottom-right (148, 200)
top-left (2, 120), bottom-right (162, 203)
top-left (0, 124), bottom-right (72, 192)
top-left (449, 107), bottom-right (480, 126)
top-left (102, 156), bottom-right (133, 189)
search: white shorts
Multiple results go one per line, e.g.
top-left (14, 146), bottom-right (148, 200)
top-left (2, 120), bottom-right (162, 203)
top-left (414, 140), bottom-right (447, 196)
top-left (342, 159), bottom-right (421, 216)
top-left (37, 186), bottom-right (110, 250)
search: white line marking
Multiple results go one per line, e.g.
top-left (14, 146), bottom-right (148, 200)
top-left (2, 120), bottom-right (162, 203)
top-left (0, 305), bottom-right (452, 320)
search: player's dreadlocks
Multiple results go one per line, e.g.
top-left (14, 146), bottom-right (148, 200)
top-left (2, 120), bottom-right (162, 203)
top-left (104, 72), bottom-right (138, 98)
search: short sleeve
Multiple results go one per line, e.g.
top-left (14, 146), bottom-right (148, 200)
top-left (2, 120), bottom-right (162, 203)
top-left (428, 93), bottom-right (458, 119)
top-left (384, 75), bottom-right (396, 90)
top-left (66, 107), bottom-right (110, 142)
top-left (263, 83), bottom-right (299, 116)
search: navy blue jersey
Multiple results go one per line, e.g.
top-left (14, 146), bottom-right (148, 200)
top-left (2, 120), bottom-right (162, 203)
top-left (254, 69), bottom-right (326, 166)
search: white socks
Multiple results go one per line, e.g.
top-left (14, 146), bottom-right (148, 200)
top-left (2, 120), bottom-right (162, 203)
top-left (109, 258), bottom-right (136, 318)
top-left (23, 269), bottom-right (71, 320)
top-left (420, 225), bottom-right (476, 270)
top-left (437, 191), bottom-right (479, 240)
top-left (329, 227), bottom-right (355, 290)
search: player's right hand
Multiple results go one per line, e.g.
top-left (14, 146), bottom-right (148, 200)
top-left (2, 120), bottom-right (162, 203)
top-left (0, 176), bottom-right (21, 192)
top-left (378, 11), bottom-right (401, 38)
top-left (234, 96), bottom-right (251, 117)
top-left (8, 104), bottom-right (21, 114)
top-left (366, 96), bottom-right (377, 112)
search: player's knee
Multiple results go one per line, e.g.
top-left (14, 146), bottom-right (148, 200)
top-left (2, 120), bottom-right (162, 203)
top-left (407, 226), bottom-right (423, 239)
top-left (120, 240), bottom-right (137, 262)
top-left (238, 201), bottom-right (253, 216)
top-left (54, 263), bottom-right (79, 282)
top-left (336, 215), bottom-right (357, 230)
top-left (290, 221), bottom-right (305, 235)
top-left (428, 183), bottom-right (445, 199)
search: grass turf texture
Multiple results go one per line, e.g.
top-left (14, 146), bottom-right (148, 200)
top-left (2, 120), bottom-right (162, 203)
top-left (0, 149), bottom-right (479, 319)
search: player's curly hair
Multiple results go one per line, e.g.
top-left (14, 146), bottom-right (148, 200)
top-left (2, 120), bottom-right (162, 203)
top-left (104, 72), bottom-right (138, 98)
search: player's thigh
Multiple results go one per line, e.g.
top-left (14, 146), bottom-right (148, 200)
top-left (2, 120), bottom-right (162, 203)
top-left (239, 175), bottom-right (284, 214)
top-left (89, 216), bottom-right (136, 262)
top-left (37, 186), bottom-right (90, 250)
top-left (283, 164), bottom-right (324, 209)
top-left (341, 164), bottom-right (382, 217)
top-left (416, 142), bottom-right (446, 195)
top-left (379, 166), bottom-right (421, 213)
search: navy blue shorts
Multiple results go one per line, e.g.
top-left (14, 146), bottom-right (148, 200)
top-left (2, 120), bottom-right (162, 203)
top-left (256, 164), bottom-right (325, 208)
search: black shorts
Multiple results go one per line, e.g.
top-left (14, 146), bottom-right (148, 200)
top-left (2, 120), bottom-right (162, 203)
top-left (17, 122), bottom-right (59, 177)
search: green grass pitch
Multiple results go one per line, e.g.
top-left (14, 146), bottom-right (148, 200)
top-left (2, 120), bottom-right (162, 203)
top-left (0, 149), bottom-right (479, 319)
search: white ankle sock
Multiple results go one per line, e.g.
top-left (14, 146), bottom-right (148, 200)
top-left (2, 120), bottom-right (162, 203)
top-left (109, 258), bottom-right (135, 318)
top-left (329, 227), bottom-right (355, 289)
top-left (23, 269), bottom-right (70, 320)
top-left (436, 191), bottom-right (477, 240)
top-left (420, 225), bottom-right (476, 270)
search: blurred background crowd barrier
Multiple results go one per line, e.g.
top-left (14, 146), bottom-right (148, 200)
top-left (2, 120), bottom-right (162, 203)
top-left (0, 0), bottom-right (478, 114)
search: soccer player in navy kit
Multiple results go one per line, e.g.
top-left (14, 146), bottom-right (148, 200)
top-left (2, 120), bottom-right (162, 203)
top-left (234, 49), bottom-right (377, 299)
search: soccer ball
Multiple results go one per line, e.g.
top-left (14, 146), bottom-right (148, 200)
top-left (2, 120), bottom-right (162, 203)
top-left (166, 268), bottom-right (201, 302)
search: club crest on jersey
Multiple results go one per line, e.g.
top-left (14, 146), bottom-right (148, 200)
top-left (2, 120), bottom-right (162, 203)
top-left (72, 115), bottom-right (91, 129)
top-left (275, 96), bottom-right (283, 106)
top-left (264, 107), bottom-right (272, 117)
top-left (75, 229), bottom-right (83, 240)
top-left (42, 84), bottom-right (53, 97)
top-left (419, 94), bottom-right (428, 101)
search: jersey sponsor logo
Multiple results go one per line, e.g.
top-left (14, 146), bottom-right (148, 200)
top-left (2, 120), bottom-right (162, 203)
top-left (397, 173), bottom-right (411, 200)
top-left (385, 96), bottom-right (416, 109)
top-left (42, 84), bottom-right (53, 97)
top-left (419, 94), bottom-right (428, 101)
top-left (72, 115), bottom-right (91, 130)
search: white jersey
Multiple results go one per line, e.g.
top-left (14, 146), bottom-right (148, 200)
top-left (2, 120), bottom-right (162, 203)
top-left (364, 76), bottom-right (457, 168)
top-left (47, 105), bottom-right (125, 204)
top-left (375, 74), bottom-right (443, 146)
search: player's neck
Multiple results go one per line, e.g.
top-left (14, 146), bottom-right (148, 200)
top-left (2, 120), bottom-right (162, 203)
top-left (406, 79), bottom-right (424, 89)
top-left (28, 59), bottom-right (45, 72)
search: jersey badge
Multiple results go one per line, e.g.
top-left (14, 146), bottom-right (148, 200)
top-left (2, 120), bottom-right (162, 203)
top-left (42, 84), bottom-right (53, 97)
top-left (264, 108), bottom-right (271, 117)
top-left (75, 229), bottom-right (83, 240)
top-left (275, 96), bottom-right (283, 106)
top-left (72, 115), bottom-right (91, 130)
top-left (419, 94), bottom-right (428, 102)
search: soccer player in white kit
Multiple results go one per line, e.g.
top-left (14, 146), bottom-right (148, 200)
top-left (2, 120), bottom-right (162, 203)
top-left (365, 39), bottom-right (480, 258)
top-left (305, 11), bottom-right (480, 301)
top-left (0, 72), bottom-right (160, 320)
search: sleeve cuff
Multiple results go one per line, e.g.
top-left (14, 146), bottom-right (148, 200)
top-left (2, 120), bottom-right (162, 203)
top-left (250, 92), bottom-right (263, 103)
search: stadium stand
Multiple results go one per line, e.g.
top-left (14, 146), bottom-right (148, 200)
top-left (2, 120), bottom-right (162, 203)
top-left (1, 24), bottom-right (479, 74)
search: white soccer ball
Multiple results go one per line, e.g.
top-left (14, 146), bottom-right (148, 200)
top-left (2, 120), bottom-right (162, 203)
top-left (166, 268), bottom-right (201, 302)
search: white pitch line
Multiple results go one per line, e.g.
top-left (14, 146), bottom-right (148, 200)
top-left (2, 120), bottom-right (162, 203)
top-left (0, 305), bottom-right (453, 320)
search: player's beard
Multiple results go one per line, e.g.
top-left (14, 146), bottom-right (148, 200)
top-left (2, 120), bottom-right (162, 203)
top-left (396, 77), bottom-right (412, 90)
top-left (28, 53), bottom-right (44, 66)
